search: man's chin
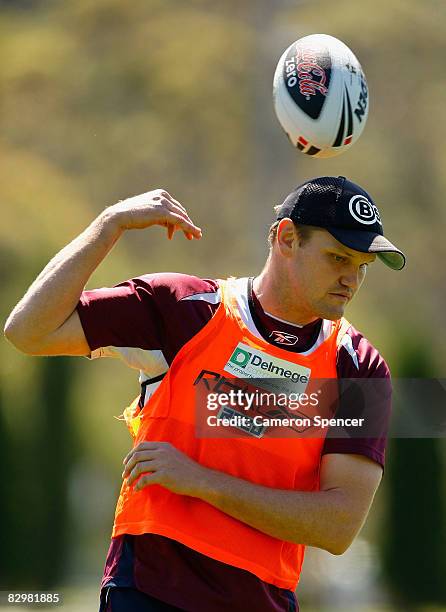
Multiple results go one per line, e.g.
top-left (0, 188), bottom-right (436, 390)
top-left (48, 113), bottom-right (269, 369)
top-left (325, 312), bottom-right (344, 322)
top-left (316, 303), bottom-right (345, 321)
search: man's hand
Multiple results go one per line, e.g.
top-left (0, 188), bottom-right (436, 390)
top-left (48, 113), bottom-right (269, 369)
top-left (122, 441), bottom-right (206, 496)
top-left (108, 189), bottom-right (202, 240)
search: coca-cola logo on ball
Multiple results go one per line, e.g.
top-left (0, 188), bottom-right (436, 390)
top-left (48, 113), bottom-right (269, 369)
top-left (283, 43), bottom-right (332, 120)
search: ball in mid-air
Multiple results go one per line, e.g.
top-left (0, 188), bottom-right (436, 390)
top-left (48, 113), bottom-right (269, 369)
top-left (273, 34), bottom-right (369, 158)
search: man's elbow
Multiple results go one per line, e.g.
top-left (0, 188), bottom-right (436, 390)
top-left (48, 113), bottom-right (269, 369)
top-left (4, 319), bottom-right (22, 348)
top-left (4, 334), bottom-right (35, 355)
top-left (326, 538), bottom-right (353, 556)
top-left (4, 319), bottom-right (38, 355)
top-left (289, 527), bottom-right (356, 555)
top-left (324, 522), bottom-right (360, 556)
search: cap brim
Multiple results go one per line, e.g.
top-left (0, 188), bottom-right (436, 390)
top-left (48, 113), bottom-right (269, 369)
top-left (326, 228), bottom-right (406, 271)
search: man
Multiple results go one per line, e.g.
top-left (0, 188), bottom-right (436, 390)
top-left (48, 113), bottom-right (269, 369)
top-left (5, 176), bottom-right (405, 612)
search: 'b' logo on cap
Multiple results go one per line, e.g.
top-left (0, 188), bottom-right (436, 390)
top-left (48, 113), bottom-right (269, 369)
top-left (348, 195), bottom-right (382, 226)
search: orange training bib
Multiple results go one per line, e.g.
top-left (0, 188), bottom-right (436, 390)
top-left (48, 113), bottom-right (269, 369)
top-left (112, 278), bottom-right (350, 590)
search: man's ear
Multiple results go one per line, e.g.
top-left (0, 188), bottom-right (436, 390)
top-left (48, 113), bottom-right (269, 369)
top-left (276, 219), bottom-right (297, 256)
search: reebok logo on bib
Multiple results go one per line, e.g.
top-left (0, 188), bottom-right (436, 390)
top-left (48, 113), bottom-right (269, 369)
top-left (224, 342), bottom-right (311, 395)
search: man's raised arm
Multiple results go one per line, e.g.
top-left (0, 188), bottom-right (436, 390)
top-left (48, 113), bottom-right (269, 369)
top-left (4, 190), bottom-right (201, 356)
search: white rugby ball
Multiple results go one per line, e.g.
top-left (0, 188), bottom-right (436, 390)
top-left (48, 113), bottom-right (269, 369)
top-left (273, 34), bottom-right (369, 158)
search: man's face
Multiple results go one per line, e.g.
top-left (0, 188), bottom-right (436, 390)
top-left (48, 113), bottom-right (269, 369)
top-left (281, 226), bottom-right (376, 322)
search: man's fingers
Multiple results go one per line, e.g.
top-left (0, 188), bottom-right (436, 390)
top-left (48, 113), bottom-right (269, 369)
top-left (161, 198), bottom-right (201, 238)
top-left (160, 195), bottom-right (189, 216)
top-left (126, 460), bottom-right (158, 485)
top-left (113, 189), bottom-right (201, 233)
top-left (164, 212), bottom-right (202, 239)
top-left (135, 472), bottom-right (159, 491)
top-left (122, 449), bottom-right (158, 476)
top-left (164, 194), bottom-right (188, 215)
top-left (163, 199), bottom-right (195, 227)
top-left (159, 191), bottom-right (188, 215)
top-left (122, 441), bottom-right (166, 465)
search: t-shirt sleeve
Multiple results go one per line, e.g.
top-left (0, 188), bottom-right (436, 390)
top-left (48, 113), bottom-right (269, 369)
top-left (321, 326), bottom-right (392, 469)
top-left (76, 272), bottom-right (219, 377)
top-left (77, 277), bottom-right (163, 353)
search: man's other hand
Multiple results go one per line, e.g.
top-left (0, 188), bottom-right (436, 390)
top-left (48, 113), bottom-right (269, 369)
top-left (109, 189), bottom-right (202, 240)
top-left (122, 441), bottom-right (206, 496)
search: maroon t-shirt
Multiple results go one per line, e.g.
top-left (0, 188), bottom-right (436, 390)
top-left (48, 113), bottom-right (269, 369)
top-left (77, 273), bottom-right (391, 612)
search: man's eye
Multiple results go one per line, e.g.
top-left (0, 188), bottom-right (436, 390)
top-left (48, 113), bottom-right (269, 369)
top-left (332, 254), bottom-right (345, 263)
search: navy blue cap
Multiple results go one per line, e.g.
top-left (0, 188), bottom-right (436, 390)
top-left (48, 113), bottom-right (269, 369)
top-left (276, 176), bottom-right (406, 270)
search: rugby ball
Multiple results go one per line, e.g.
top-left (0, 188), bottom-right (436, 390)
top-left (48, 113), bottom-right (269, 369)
top-left (273, 34), bottom-right (369, 158)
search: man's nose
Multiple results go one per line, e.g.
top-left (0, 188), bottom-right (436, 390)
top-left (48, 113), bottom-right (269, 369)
top-left (340, 266), bottom-right (361, 291)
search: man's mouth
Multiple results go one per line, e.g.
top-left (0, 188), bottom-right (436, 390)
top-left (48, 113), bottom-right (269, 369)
top-left (329, 292), bottom-right (352, 301)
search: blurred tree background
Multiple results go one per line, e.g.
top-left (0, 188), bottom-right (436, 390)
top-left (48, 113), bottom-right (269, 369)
top-left (1, 0), bottom-right (445, 609)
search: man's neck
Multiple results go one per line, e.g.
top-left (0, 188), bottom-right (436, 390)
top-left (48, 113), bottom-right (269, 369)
top-left (252, 268), bottom-right (319, 327)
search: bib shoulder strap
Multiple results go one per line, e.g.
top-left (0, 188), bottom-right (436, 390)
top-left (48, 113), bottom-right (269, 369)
top-left (335, 317), bottom-right (352, 346)
top-left (217, 277), bottom-right (240, 318)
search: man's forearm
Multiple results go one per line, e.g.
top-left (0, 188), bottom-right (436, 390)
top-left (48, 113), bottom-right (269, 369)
top-left (4, 189), bottom-right (202, 353)
top-left (124, 444), bottom-right (379, 555)
top-left (4, 210), bottom-right (121, 346)
top-left (194, 467), bottom-right (353, 555)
